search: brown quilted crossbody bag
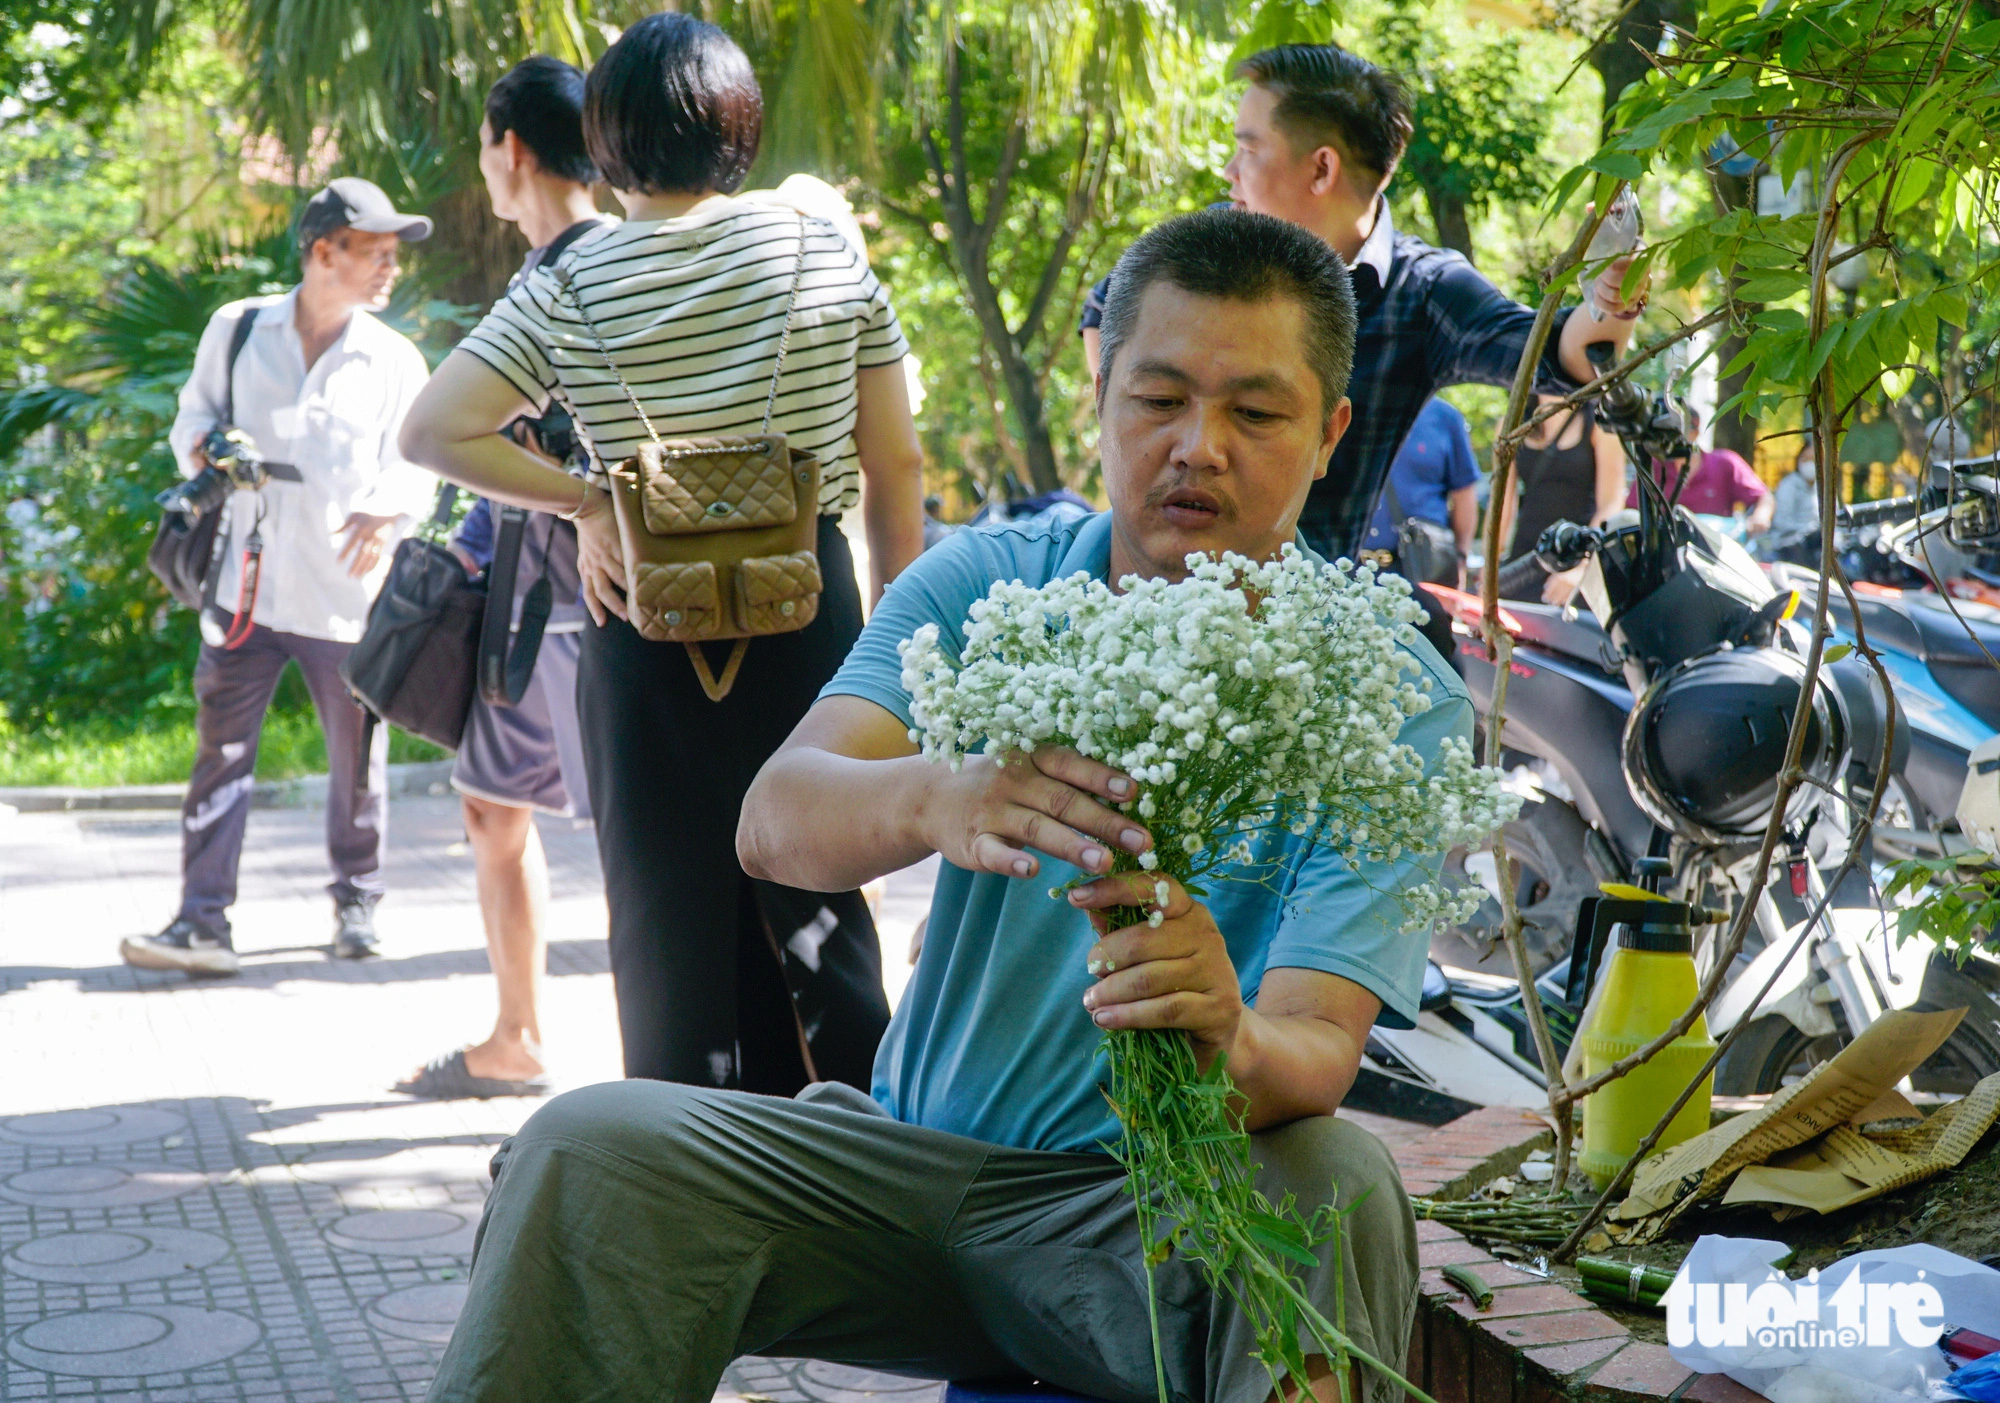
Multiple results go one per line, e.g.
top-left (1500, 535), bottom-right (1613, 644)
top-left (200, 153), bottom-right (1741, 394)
top-left (550, 211), bottom-right (820, 701)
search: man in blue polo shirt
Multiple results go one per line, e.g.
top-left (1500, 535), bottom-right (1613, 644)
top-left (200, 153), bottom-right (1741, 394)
top-left (429, 208), bottom-right (1469, 1403)
top-left (1358, 396), bottom-right (1481, 585)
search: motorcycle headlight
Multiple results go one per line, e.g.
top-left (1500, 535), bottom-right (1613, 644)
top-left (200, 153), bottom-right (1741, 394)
top-left (1622, 646), bottom-right (1850, 844)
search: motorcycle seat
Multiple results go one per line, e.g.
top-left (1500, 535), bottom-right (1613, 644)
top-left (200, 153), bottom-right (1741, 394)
top-left (1501, 599), bottom-right (1621, 673)
top-left (1908, 601), bottom-right (2000, 667)
top-left (1908, 604), bottom-right (2000, 730)
top-left (1830, 593), bottom-right (1925, 659)
top-left (1828, 591), bottom-right (2000, 730)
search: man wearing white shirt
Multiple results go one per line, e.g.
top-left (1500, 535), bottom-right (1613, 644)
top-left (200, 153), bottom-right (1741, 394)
top-left (121, 177), bottom-right (436, 977)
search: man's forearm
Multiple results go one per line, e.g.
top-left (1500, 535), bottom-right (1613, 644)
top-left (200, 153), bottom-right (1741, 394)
top-left (1449, 490), bottom-right (1478, 553)
top-left (1224, 1009), bottom-right (1366, 1132)
top-left (739, 745), bottom-right (941, 891)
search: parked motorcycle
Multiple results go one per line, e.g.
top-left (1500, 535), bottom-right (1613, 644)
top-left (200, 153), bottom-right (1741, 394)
top-left (1365, 354), bottom-right (2000, 1114)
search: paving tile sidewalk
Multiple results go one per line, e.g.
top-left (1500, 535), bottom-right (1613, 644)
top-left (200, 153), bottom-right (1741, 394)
top-left (0, 795), bottom-right (1424, 1401)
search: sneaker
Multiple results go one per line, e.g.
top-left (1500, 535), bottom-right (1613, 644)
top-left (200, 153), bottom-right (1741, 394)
top-left (333, 901), bottom-right (379, 959)
top-left (120, 919), bottom-right (239, 977)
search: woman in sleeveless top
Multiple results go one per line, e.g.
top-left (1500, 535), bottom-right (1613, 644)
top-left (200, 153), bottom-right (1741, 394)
top-left (399, 14), bottom-right (925, 1094)
top-left (1497, 396), bottom-right (1627, 602)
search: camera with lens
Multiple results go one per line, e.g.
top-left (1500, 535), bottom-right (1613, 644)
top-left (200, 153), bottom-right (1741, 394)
top-left (504, 408), bottom-right (578, 467)
top-left (155, 428), bottom-right (269, 522)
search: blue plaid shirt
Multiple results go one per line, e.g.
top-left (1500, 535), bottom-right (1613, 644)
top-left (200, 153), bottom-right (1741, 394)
top-left (1081, 201), bottom-right (1580, 560)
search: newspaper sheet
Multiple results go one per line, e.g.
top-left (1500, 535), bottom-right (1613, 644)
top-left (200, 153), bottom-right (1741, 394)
top-left (1724, 1068), bottom-right (2000, 1214)
top-left (1609, 1008), bottom-right (1965, 1243)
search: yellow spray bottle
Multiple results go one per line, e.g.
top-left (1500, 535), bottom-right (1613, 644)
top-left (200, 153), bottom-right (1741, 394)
top-left (1568, 858), bottom-right (1716, 1190)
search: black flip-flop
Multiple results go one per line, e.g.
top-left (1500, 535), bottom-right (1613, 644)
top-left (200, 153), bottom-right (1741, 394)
top-left (394, 1048), bottom-right (553, 1101)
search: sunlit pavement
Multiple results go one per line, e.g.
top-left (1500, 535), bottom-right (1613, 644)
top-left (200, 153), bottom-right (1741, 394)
top-left (0, 793), bottom-right (1421, 1401)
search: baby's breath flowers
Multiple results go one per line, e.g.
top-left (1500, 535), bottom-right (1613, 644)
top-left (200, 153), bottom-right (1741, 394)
top-left (901, 547), bottom-right (1512, 927)
top-left (901, 547), bottom-right (1514, 1403)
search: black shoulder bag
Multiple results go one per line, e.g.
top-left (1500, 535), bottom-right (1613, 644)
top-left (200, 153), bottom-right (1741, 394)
top-left (340, 486), bottom-right (485, 756)
top-left (148, 308), bottom-right (258, 611)
top-left (1384, 478), bottom-right (1463, 587)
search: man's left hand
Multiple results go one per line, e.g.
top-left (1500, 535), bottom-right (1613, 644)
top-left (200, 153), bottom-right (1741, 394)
top-left (1591, 254), bottom-right (1649, 322)
top-left (1069, 871), bottom-right (1244, 1069)
top-left (336, 512), bottom-right (400, 578)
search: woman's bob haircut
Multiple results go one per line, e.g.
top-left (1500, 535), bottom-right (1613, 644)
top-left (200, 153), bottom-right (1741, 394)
top-left (584, 13), bottom-right (762, 196)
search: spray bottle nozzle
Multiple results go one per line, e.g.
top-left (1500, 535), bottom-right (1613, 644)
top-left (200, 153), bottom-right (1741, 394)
top-left (1633, 857), bottom-right (1672, 893)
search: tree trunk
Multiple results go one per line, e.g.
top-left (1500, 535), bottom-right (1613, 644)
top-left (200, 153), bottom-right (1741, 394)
top-left (1426, 187), bottom-right (1475, 262)
top-left (1591, 0), bottom-right (1696, 134)
top-left (921, 60), bottom-right (1068, 497)
top-left (1710, 169), bottom-right (1759, 461)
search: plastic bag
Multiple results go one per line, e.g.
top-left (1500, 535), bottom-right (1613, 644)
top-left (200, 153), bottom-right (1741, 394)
top-left (1950, 1354), bottom-right (2000, 1402)
top-left (1663, 1235), bottom-right (2000, 1399)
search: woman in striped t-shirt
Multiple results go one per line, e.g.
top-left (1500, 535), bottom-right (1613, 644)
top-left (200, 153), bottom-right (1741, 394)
top-left (401, 14), bottom-right (925, 1095)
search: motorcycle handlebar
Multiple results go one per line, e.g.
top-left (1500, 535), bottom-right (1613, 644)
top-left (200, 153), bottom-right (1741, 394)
top-left (1837, 494), bottom-right (1922, 528)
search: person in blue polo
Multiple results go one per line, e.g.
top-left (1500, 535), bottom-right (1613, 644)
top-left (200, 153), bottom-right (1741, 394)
top-left (1357, 395), bottom-right (1481, 584)
top-left (427, 207), bottom-right (1469, 1403)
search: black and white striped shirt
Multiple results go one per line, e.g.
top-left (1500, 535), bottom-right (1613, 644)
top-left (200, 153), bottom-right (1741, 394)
top-left (458, 198), bottom-right (909, 515)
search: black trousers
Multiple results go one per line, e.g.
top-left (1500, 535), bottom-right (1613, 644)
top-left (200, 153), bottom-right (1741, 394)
top-left (577, 517), bottom-right (891, 1095)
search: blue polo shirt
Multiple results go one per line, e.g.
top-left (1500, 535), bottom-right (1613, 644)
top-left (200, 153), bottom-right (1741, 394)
top-left (1361, 396), bottom-right (1482, 552)
top-left (821, 511), bottom-right (1473, 1154)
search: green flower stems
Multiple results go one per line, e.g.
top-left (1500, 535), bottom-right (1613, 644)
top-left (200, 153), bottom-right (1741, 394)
top-left (1409, 1194), bottom-right (1585, 1247)
top-left (1100, 898), bottom-right (1437, 1403)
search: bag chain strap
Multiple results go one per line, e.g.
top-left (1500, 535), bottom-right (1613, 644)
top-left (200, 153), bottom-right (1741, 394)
top-left (551, 209), bottom-right (809, 462)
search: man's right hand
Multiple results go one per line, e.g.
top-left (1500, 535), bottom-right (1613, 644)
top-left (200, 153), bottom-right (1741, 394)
top-left (918, 746), bottom-right (1151, 879)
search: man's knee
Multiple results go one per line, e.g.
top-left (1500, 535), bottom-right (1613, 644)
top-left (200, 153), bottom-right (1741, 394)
top-left (1251, 1114), bottom-right (1409, 1233)
top-left (513, 1078), bottom-right (709, 1160)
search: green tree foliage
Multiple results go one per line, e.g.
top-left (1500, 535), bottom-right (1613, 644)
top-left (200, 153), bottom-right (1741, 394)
top-left (1534, 0), bottom-right (1998, 971)
top-left (0, 0), bottom-right (1608, 751)
top-left (873, 2), bottom-right (1229, 496)
top-left (73, 0), bottom-right (880, 301)
top-left (0, 228), bottom-right (296, 732)
top-left (1559, 0), bottom-right (1999, 446)
top-left (1370, 0), bottom-right (1554, 262)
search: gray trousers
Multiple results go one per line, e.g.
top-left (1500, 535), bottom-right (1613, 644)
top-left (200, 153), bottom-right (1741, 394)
top-left (179, 626), bottom-right (387, 933)
top-left (426, 1080), bottom-right (1418, 1403)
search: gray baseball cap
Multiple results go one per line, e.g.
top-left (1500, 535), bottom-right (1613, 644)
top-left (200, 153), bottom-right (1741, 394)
top-left (297, 177), bottom-right (434, 251)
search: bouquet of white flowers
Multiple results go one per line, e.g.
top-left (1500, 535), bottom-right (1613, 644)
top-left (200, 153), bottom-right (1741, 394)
top-left (900, 547), bottom-right (1516, 1403)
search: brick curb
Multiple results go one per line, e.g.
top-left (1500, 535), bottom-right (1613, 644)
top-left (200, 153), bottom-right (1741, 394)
top-left (0, 760), bottom-right (457, 813)
top-left (1392, 1106), bottom-right (1766, 1403)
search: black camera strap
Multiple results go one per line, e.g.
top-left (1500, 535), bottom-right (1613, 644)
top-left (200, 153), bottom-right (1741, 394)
top-left (221, 306), bottom-right (258, 427)
top-left (198, 307), bottom-right (265, 634)
top-left (476, 505), bottom-right (554, 707)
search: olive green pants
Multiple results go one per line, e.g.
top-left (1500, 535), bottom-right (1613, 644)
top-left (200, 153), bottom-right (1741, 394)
top-left (425, 1080), bottom-right (1418, 1403)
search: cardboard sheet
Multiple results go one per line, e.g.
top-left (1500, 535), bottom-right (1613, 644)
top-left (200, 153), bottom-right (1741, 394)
top-left (1610, 1007), bottom-right (1967, 1243)
top-left (1724, 1070), bottom-right (2000, 1214)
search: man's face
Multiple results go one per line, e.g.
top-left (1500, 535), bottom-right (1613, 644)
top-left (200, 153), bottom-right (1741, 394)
top-left (1096, 281), bottom-right (1349, 581)
top-left (478, 119), bottom-right (524, 223)
top-left (311, 229), bottom-right (401, 310)
top-left (1223, 86), bottom-right (1325, 227)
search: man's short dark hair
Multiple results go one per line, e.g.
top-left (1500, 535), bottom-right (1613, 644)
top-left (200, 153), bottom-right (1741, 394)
top-left (486, 55), bottom-right (597, 186)
top-left (1096, 207), bottom-right (1357, 419)
top-left (1236, 44), bottom-right (1413, 188)
top-left (584, 13), bottom-right (761, 195)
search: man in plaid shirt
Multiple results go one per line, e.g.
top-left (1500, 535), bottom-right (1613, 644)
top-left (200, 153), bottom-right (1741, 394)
top-left (1082, 44), bottom-right (1648, 567)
